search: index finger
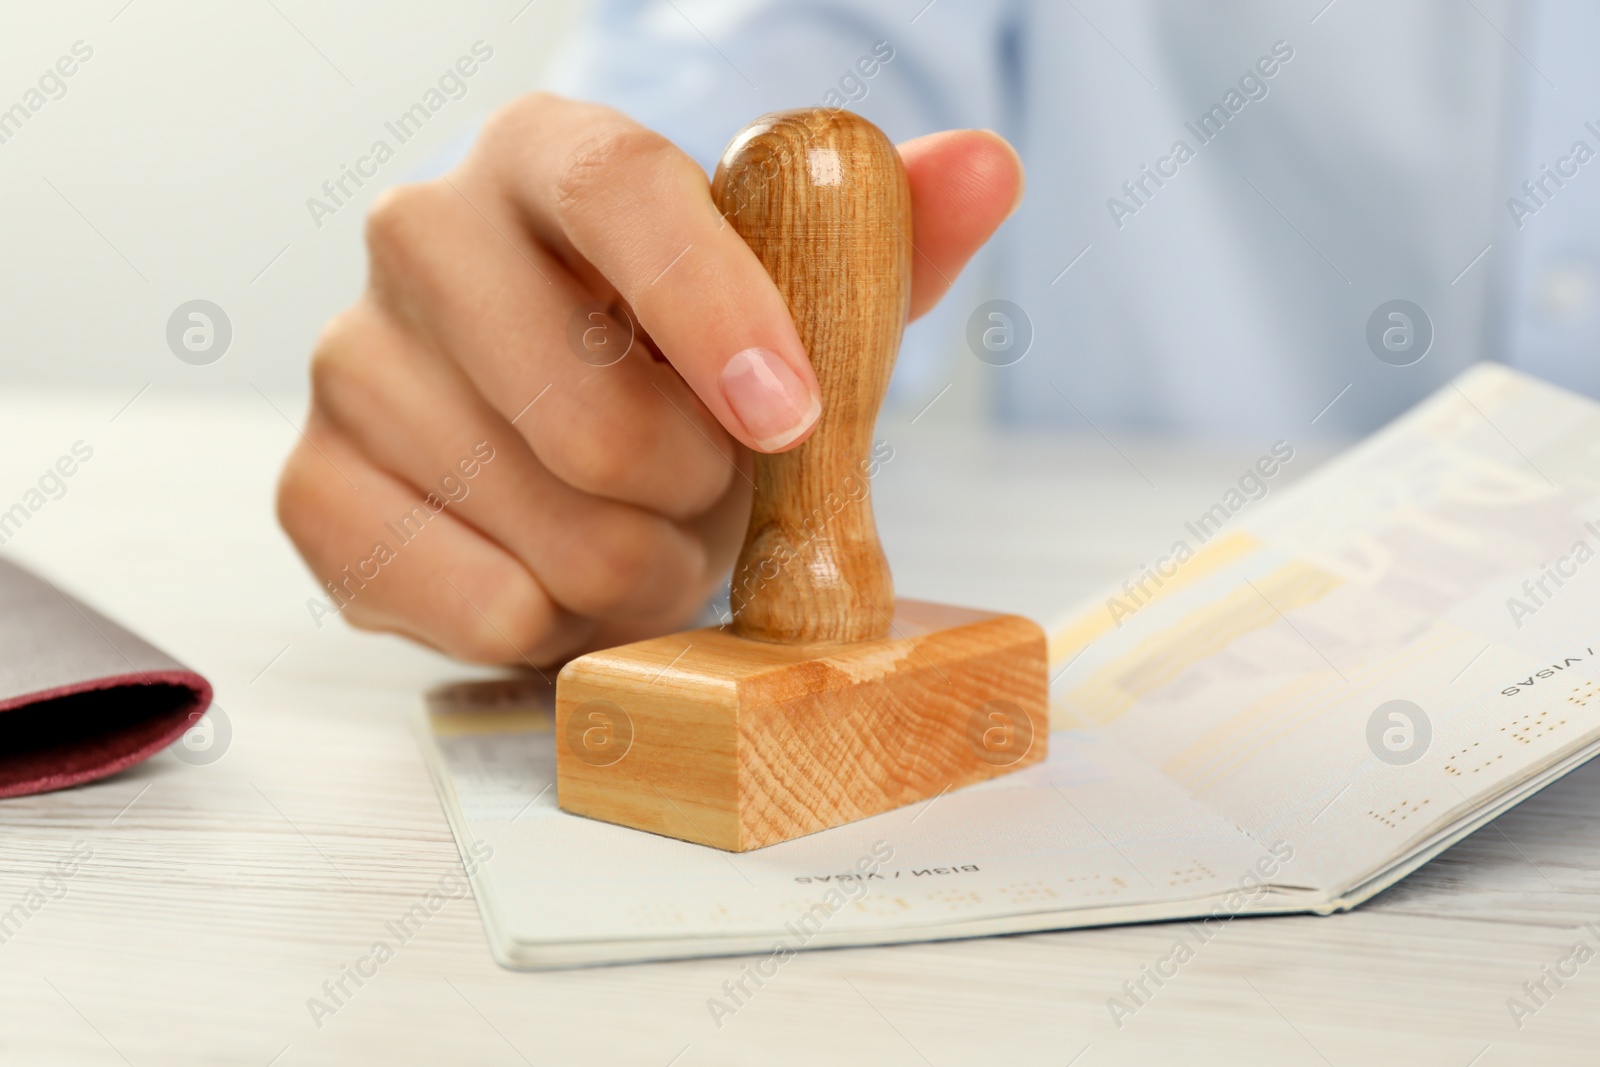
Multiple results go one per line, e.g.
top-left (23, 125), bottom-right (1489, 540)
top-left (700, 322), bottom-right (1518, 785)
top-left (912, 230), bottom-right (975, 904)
top-left (476, 94), bottom-right (822, 453)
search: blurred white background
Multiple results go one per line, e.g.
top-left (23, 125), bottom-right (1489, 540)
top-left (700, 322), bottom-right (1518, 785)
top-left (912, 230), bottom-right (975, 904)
top-left (0, 1), bottom-right (588, 396)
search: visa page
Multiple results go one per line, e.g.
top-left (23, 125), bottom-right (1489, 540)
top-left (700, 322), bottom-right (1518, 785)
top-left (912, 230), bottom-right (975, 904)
top-left (420, 364), bottom-right (1600, 968)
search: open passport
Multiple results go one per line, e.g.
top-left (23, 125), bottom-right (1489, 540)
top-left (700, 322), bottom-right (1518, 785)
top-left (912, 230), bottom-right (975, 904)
top-left (418, 363), bottom-right (1600, 969)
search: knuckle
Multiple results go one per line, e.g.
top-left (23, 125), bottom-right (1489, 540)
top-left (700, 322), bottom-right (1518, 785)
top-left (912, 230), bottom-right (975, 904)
top-left (480, 90), bottom-right (563, 145)
top-left (567, 520), bottom-right (668, 615)
top-left (558, 427), bottom-right (717, 518)
top-left (338, 600), bottom-right (391, 637)
top-left (467, 570), bottom-right (559, 661)
top-left (554, 125), bottom-right (680, 218)
top-left (452, 618), bottom-right (515, 665)
top-left (307, 309), bottom-right (373, 408)
top-left (539, 378), bottom-right (733, 516)
top-left (550, 417), bottom-right (650, 500)
top-left (273, 442), bottom-right (323, 541)
top-left (364, 181), bottom-right (448, 263)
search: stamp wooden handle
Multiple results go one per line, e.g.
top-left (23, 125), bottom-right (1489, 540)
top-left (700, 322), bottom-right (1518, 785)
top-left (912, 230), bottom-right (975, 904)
top-left (711, 109), bottom-right (912, 645)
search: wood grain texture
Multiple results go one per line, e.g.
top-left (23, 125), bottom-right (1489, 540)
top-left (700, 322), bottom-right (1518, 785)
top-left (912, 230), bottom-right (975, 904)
top-left (711, 108), bottom-right (911, 645)
top-left (555, 600), bottom-right (1048, 851)
top-left (2, 393), bottom-right (1597, 1065)
top-left (555, 111), bottom-right (1046, 850)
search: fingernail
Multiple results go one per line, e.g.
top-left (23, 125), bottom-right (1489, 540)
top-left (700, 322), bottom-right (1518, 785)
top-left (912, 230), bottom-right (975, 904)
top-left (719, 347), bottom-right (821, 450)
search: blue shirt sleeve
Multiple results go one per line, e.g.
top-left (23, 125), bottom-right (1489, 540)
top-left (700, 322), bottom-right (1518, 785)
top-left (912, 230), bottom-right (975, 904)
top-left (549, 0), bottom-right (1016, 173)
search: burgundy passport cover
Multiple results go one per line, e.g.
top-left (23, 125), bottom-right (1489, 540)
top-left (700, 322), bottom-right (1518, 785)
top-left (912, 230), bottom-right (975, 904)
top-left (0, 558), bottom-right (211, 798)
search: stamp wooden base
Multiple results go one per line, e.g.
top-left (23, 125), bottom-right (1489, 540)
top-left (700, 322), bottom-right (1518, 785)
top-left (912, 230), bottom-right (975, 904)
top-left (553, 109), bottom-right (1048, 852)
top-left (555, 600), bottom-right (1048, 851)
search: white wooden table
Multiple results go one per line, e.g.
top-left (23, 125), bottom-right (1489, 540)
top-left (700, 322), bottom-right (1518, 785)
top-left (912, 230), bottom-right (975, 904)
top-left (0, 386), bottom-right (1595, 1066)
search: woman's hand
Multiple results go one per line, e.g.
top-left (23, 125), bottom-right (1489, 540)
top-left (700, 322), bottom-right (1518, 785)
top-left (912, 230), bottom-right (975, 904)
top-left (276, 93), bottom-right (1023, 665)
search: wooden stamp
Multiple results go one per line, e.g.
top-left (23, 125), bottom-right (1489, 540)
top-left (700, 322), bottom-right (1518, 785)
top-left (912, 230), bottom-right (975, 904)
top-left (554, 108), bottom-right (1048, 851)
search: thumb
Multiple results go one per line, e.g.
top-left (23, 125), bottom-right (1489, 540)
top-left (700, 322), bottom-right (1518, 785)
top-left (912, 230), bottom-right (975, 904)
top-left (898, 129), bottom-right (1026, 320)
